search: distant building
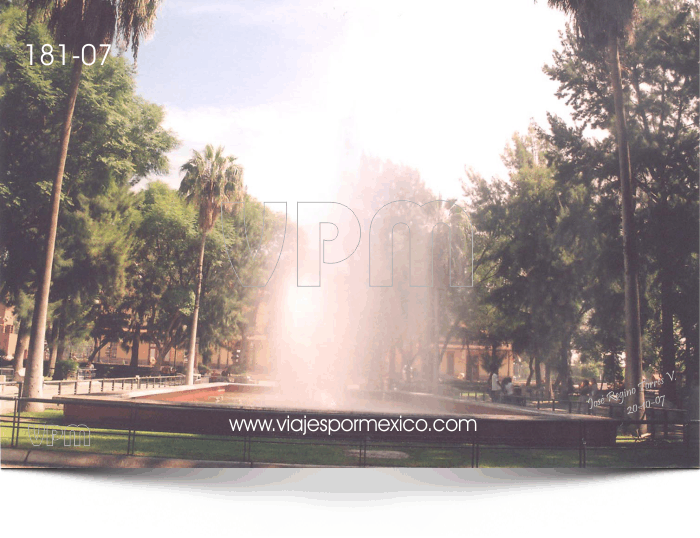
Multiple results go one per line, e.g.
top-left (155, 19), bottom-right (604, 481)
top-left (378, 341), bottom-right (516, 383)
top-left (93, 297), bottom-right (273, 374)
top-left (438, 341), bottom-right (517, 381)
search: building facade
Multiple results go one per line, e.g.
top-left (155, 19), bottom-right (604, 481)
top-left (439, 342), bottom-right (518, 381)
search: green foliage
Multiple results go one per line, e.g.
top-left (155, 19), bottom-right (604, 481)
top-left (580, 362), bottom-right (602, 380)
top-left (179, 144), bottom-right (243, 234)
top-left (0, 9), bottom-right (177, 346)
top-left (481, 349), bottom-right (506, 376)
top-left (464, 122), bottom-right (590, 382)
top-left (53, 359), bottom-right (78, 380)
top-left (572, 361), bottom-right (603, 381)
top-left (544, 0), bottom-right (699, 380)
top-left (109, 182), bottom-right (280, 367)
top-left (222, 360), bottom-right (247, 376)
top-left (24, 1), bottom-right (164, 60)
top-left (1, 3), bottom-right (278, 381)
top-left (119, 182), bottom-right (199, 362)
top-left (544, 0), bottom-right (637, 46)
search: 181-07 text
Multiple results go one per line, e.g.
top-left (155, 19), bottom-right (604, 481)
top-left (26, 44), bottom-right (111, 66)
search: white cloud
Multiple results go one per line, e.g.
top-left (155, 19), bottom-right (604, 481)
top-left (159, 99), bottom-right (345, 205)
top-left (167, 0), bottom-right (352, 43)
top-left (152, 1), bottom-right (572, 210)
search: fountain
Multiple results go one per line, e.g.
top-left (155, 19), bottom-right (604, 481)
top-left (56, 203), bottom-right (619, 450)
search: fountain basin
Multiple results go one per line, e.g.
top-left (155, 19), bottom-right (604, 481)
top-left (53, 384), bottom-right (620, 447)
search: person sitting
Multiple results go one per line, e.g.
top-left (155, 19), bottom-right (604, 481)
top-left (502, 377), bottom-right (514, 403)
top-left (580, 379), bottom-right (590, 397)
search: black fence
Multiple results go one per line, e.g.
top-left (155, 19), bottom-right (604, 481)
top-left (452, 387), bottom-right (690, 440)
top-left (1, 394), bottom-right (697, 468)
top-left (0, 375), bottom-right (187, 396)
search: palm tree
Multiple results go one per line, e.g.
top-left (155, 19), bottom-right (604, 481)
top-left (21, 1), bottom-right (164, 409)
top-left (542, 0), bottom-right (645, 423)
top-left (179, 145), bottom-right (244, 385)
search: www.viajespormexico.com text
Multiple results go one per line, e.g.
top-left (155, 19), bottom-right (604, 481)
top-left (229, 416), bottom-right (477, 436)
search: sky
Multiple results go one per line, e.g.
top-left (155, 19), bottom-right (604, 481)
top-left (132, 0), bottom-right (572, 209)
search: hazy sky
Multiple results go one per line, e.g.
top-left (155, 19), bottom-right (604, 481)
top-left (133, 0), bottom-right (571, 207)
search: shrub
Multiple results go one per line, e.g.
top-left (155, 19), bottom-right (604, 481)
top-left (53, 359), bottom-right (79, 380)
top-left (198, 363), bottom-right (210, 374)
top-left (222, 360), bottom-right (246, 376)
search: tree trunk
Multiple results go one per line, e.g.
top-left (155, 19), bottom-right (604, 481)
top-left (22, 59), bottom-right (84, 411)
top-left (660, 271), bottom-right (677, 403)
top-left (185, 232), bottom-right (207, 385)
top-left (130, 321), bottom-right (141, 368)
top-left (11, 318), bottom-right (30, 380)
top-left (465, 340), bottom-right (472, 381)
top-left (559, 336), bottom-right (572, 397)
top-left (440, 320), bottom-right (459, 366)
top-left (47, 320), bottom-right (60, 378)
top-left (553, 371), bottom-right (562, 392)
top-left (526, 355), bottom-right (535, 386)
top-left (49, 304), bottom-right (66, 378)
top-left (155, 345), bottom-right (174, 369)
top-left (545, 364), bottom-right (552, 400)
top-left (491, 341), bottom-right (498, 376)
top-left (87, 339), bottom-right (108, 364)
top-left (606, 34), bottom-right (645, 428)
top-left (241, 327), bottom-right (249, 371)
top-left (658, 202), bottom-right (678, 405)
top-left (55, 338), bottom-right (65, 364)
top-left (431, 283), bottom-right (442, 384)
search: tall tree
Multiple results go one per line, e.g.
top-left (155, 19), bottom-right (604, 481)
top-left (543, 116), bottom-right (629, 388)
top-left (196, 192), bottom-right (282, 367)
top-left (543, 0), bottom-right (645, 421)
top-left (179, 145), bottom-right (243, 385)
top-left (462, 125), bottom-right (592, 395)
top-left (21, 0), bottom-right (164, 407)
top-left (544, 0), bottom-right (699, 403)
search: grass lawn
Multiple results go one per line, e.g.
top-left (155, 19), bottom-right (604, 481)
top-left (1, 410), bottom-right (696, 468)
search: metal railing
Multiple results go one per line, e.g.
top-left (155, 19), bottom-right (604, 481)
top-left (1, 393), bottom-right (697, 468)
top-left (392, 387), bottom-right (690, 444)
top-left (0, 375), bottom-right (186, 396)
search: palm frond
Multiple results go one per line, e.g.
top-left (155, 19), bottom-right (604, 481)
top-left (179, 144), bottom-right (244, 234)
top-left (542, 0), bottom-right (637, 45)
top-left (25, 0), bottom-right (163, 60)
